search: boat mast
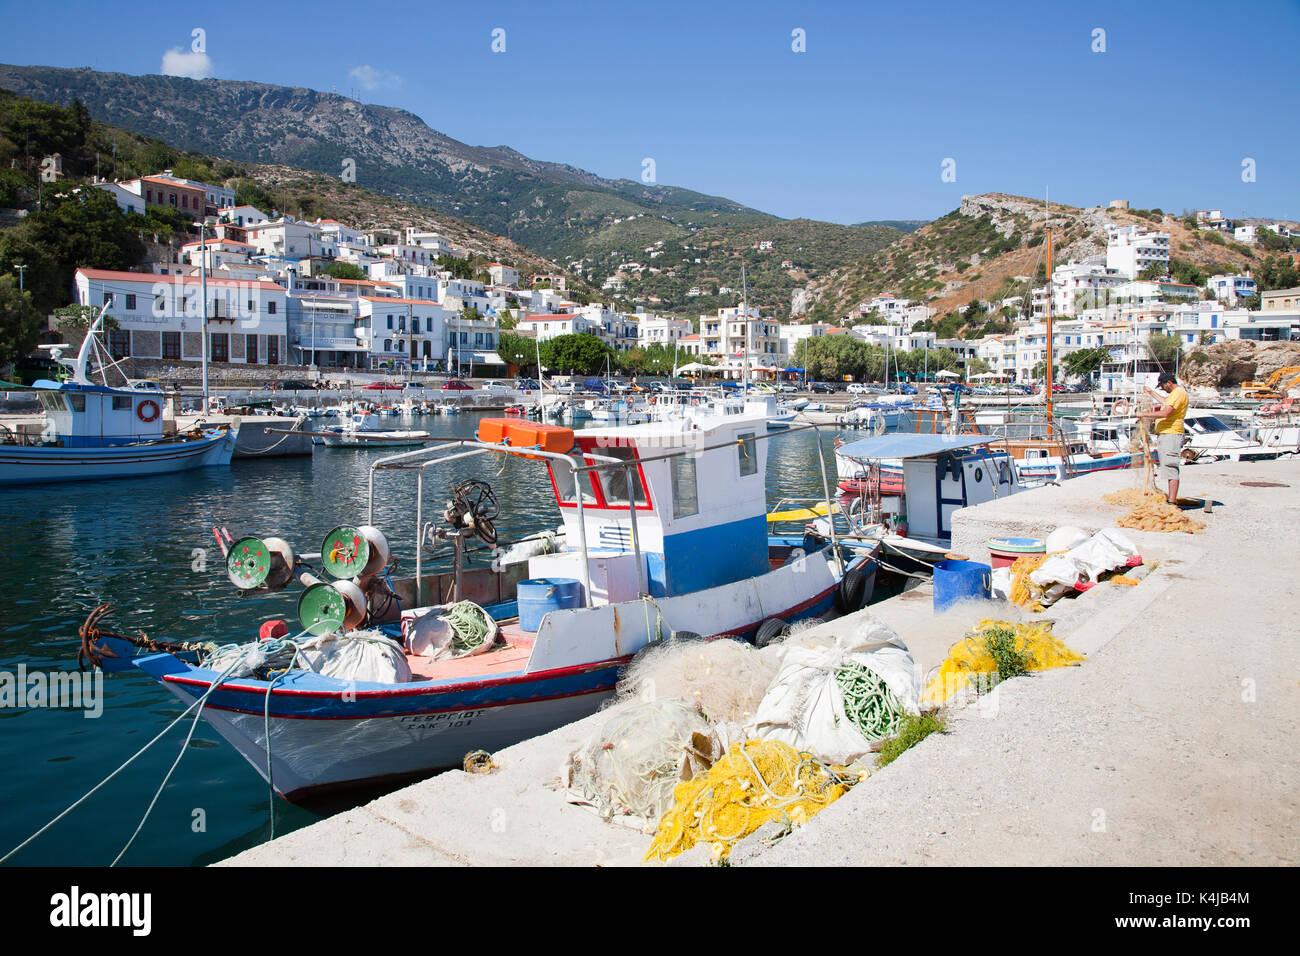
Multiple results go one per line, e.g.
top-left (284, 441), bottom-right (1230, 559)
top-left (741, 264), bottom-right (750, 393)
top-left (1045, 189), bottom-right (1054, 421)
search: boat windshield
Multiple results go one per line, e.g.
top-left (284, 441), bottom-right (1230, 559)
top-left (1188, 416), bottom-right (1232, 433)
top-left (549, 454), bottom-right (598, 505)
top-left (593, 446), bottom-right (648, 506)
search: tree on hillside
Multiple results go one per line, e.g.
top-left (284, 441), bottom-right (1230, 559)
top-left (0, 186), bottom-right (145, 315)
top-left (0, 275), bottom-right (42, 370)
top-left (322, 261), bottom-right (366, 281)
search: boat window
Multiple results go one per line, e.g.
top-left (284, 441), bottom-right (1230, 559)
top-left (594, 446), bottom-right (647, 506)
top-left (549, 455), bottom-right (598, 505)
top-left (671, 454), bottom-right (699, 518)
top-left (1190, 416), bottom-right (1230, 433)
top-left (38, 393), bottom-right (66, 414)
top-left (737, 432), bottom-right (757, 476)
top-left (67, 394), bottom-right (85, 413)
top-left (112, 396), bottom-right (133, 410)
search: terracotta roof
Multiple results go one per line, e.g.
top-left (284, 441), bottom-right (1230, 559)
top-left (76, 268), bottom-right (285, 291)
top-left (359, 296), bottom-right (441, 306)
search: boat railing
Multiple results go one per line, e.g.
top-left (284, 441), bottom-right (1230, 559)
top-left (367, 417), bottom-right (847, 608)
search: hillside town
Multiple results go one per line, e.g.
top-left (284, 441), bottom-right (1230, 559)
top-left (64, 170), bottom-right (1300, 389)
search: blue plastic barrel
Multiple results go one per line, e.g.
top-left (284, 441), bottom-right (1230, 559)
top-left (517, 577), bottom-right (584, 632)
top-left (933, 559), bottom-right (991, 612)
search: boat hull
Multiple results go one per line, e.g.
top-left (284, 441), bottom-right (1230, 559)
top-left (0, 427), bottom-right (236, 485)
top-left (136, 546), bottom-right (876, 801)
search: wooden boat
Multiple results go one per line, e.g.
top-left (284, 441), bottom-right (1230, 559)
top-left (111, 414), bottom-right (877, 801)
top-left (0, 307), bottom-right (236, 485)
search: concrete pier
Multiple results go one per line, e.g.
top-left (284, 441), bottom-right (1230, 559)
top-left (220, 457), bottom-right (1300, 866)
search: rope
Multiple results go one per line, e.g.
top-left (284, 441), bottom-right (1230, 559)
top-left (835, 661), bottom-right (906, 742)
top-left (236, 414), bottom-right (310, 456)
top-left (440, 601), bottom-right (492, 653)
top-left (1, 641), bottom-right (267, 866)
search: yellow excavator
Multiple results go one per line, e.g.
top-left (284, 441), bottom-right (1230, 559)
top-left (1241, 365), bottom-right (1300, 400)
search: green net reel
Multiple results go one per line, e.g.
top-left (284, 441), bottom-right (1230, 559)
top-left (226, 535), bottom-right (295, 590)
top-left (320, 525), bottom-right (389, 580)
top-left (297, 582), bottom-right (347, 636)
top-left (297, 579), bottom-right (368, 636)
top-left (227, 537), bottom-right (273, 589)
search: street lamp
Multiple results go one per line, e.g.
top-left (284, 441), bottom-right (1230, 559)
top-left (13, 263), bottom-right (26, 291)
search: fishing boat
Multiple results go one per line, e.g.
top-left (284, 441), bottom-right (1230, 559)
top-left (0, 307), bottom-right (236, 485)
top-left (99, 414), bottom-right (878, 801)
top-left (316, 412), bottom-right (430, 448)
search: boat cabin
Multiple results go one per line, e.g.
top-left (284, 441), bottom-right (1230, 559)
top-left (836, 433), bottom-right (1020, 544)
top-left (476, 413), bottom-right (771, 601)
top-left (29, 381), bottom-right (169, 448)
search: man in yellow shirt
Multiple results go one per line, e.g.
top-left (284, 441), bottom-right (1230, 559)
top-left (1137, 371), bottom-right (1189, 504)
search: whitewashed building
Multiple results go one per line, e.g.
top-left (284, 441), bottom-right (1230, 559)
top-left (1105, 225), bottom-right (1170, 279)
top-left (74, 268), bottom-right (288, 365)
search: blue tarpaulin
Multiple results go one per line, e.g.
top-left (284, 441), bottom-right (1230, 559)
top-left (836, 434), bottom-right (994, 460)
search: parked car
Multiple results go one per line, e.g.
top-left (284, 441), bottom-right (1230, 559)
top-left (808, 381), bottom-right (837, 394)
top-left (553, 381), bottom-right (579, 394)
top-left (271, 380), bottom-right (316, 391)
top-left (776, 383), bottom-right (799, 393)
top-left (441, 379), bottom-right (475, 391)
top-left (846, 383), bottom-right (871, 394)
top-left (514, 378), bottom-right (540, 391)
top-left (478, 379), bottom-right (514, 395)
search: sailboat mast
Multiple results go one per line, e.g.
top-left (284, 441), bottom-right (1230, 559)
top-left (741, 265), bottom-right (750, 392)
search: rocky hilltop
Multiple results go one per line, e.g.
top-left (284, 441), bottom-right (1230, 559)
top-left (795, 193), bottom-right (1262, 327)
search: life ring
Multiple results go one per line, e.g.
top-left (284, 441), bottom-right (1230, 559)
top-left (691, 397), bottom-right (700, 406)
top-left (649, 396), bottom-right (657, 405)
top-left (1110, 399), bottom-right (1130, 417)
top-left (137, 399), bottom-right (160, 423)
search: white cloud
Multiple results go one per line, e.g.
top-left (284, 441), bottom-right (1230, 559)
top-left (161, 48), bottom-right (214, 79)
top-left (349, 65), bottom-right (401, 92)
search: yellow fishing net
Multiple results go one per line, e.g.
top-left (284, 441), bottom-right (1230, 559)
top-left (644, 740), bottom-right (856, 863)
top-left (1008, 553), bottom-right (1050, 611)
top-left (1110, 574), bottom-right (1140, 586)
top-left (1115, 497), bottom-right (1205, 534)
top-left (921, 619), bottom-right (1085, 705)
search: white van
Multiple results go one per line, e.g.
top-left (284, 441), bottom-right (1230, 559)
top-left (478, 380), bottom-right (514, 395)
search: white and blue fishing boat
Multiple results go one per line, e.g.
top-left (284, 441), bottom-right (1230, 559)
top-left (95, 413), bottom-right (878, 801)
top-left (0, 308), bottom-right (236, 485)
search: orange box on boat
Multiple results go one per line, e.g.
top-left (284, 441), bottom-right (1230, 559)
top-left (476, 418), bottom-right (575, 457)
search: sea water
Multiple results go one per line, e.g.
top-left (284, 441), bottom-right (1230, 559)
top-left (0, 412), bottom-right (836, 865)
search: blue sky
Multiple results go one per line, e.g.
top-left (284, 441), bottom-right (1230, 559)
top-left (2, 0), bottom-right (1297, 222)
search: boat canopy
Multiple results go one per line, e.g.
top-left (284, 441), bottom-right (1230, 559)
top-left (837, 433), bottom-right (995, 460)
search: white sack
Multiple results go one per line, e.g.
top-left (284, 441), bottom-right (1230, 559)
top-left (297, 629), bottom-right (412, 684)
top-left (751, 616), bottom-right (920, 765)
top-left (990, 566), bottom-right (1012, 601)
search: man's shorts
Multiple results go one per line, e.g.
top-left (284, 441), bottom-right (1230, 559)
top-left (1157, 432), bottom-right (1185, 483)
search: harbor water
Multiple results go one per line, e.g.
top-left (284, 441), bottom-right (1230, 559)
top-left (0, 411), bottom-right (841, 865)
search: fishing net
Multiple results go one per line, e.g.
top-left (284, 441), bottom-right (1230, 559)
top-left (566, 699), bottom-right (716, 829)
top-left (921, 618), bottom-right (1084, 705)
top-left (1115, 497), bottom-right (1205, 534)
top-left (617, 637), bottom-right (780, 726)
top-left (1008, 553), bottom-right (1050, 610)
top-left (645, 739), bottom-right (858, 864)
